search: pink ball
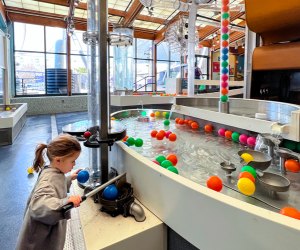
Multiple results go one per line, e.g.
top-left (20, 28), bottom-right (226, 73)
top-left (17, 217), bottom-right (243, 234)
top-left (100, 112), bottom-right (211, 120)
top-left (222, 27), bottom-right (228, 33)
top-left (222, 75), bottom-right (228, 81)
top-left (221, 81), bottom-right (228, 88)
top-left (239, 134), bottom-right (248, 145)
top-left (152, 160), bottom-right (160, 165)
top-left (247, 136), bottom-right (256, 147)
top-left (218, 128), bottom-right (226, 137)
top-left (165, 131), bottom-right (172, 138)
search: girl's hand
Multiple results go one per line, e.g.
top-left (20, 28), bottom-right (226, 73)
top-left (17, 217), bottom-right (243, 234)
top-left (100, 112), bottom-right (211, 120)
top-left (68, 195), bottom-right (82, 207)
top-left (71, 169), bottom-right (82, 180)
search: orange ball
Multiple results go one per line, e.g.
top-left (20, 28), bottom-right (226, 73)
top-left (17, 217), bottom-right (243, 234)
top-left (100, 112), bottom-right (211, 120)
top-left (222, 40), bottom-right (229, 47)
top-left (178, 119), bottom-right (185, 125)
top-left (188, 120), bottom-right (194, 127)
top-left (150, 130), bottom-right (158, 138)
top-left (222, 19), bottom-right (229, 27)
top-left (184, 119), bottom-right (189, 125)
top-left (191, 122), bottom-right (199, 129)
top-left (206, 176), bottom-right (223, 192)
top-left (168, 133), bottom-right (177, 142)
top-left (156, 132), bottom-right (165, 140)
top-left (150, 112), bottom-right (155, 117)
top-left (221, 88), bottom-right (228, 95)
top-left (175, 117), bottom-right (180, 124)
top-left (204, 124), bottom-right (213, 133)
top-left (222, 0), bottom-right (229, 5)
top-left (158, 130), bottom-right (166, 137)
top-left (166, 154), bottom-right (178, 166)
top-left (284, 159), bottom-right (300, 173)
top-left (280, 207), bottom-right (300, 220)
top-left (238, 171), bottom-right (255, 183)
top-left (224, 130), bottom-right (232, 139)
top-left (122, 135), bottom-right (129, 142)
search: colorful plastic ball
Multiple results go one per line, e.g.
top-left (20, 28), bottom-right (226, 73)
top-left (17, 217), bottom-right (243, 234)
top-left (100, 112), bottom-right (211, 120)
top-left (240, 153), bottom-right (254, 164)
top-left (221, 88), bottom-right (228, 95)
top-left (164, 112), bottom-right (170, 119)
top-left (221, 74), bottom-right (228, 81)
top-left (167, 166), bottom-right (179, 174)
top-left (134, 138), bottom-right (143, 147)
top-left (191, 122), bottom-right (199, 129)
top-left (122, 135), bottom-right (129, 142)
top-left (221, 81), bottom-right (228, 88)
top-left (5, 106), bottom-right (11, 111)
top-left (206, 176), bottom-right (223, 192)
top-left (247, 137), bottom-right (256, 147)
top-left (222, 48), bottom-right (229, 54)
top-left (156, 132), bottom-right (165, 140)
top-left (150, 112), bottom-right (155, 117)
top-left (222, 55), bottom-right (228, 61)
top-left (222, 60), bottom-right (228, 67)
top-left (178, 119), bottom-right (185, 125)
top-left (161, 160), bottom-right (173, 168)
top-left (124, 141), bottom-right (129, 146)
top-left (222, 33), bottom-right (229, 41)
top-left (141, 111), bottom-right (147, 117)
top-left (231, 132), bottom-right (240, 142)
top-left (241, 165), bottom-right (257, 179)
top-left (238, 172), bottom-right (255, 183)
top-left (222, 68), bottom-right (228, 74)
top-left (126, 137), bottom-right (135, 146)
top-left (221, 26), bottom-right (228, 33)
top-left (222, 6), bottom-right (229, 12)
top-left (83, 131), bottom-right (92, 138)
top-left (155, 111), bottom-right (161, 117)
top-left (237, 178), bottom-right (255, 196)
top-left (77, 170), bottom-right (90, 183)
top-left (165, 131), bottom-right (172, 138)
top-left (284, 159), bottom-right (300, 173)
top-left (156, 155), bottom-right (166, 164)
top-left (222, 20), bottom-right (229, 27)
top-left (222, 40), bottom-right (229, 47)
top-left (164, 120), bottom-right (170, 126)
top-left (280, 207), bottom-right (300, 220)
top-left (150, 130), bottom-right (158, 138)
top-left (204, 124), bottom-right (213, 133)
top-left (224, 130), bottom-right (232, 139)
top-left (166, 154), bottom-right (178, 166)
top-left (222, 0), bottom-right (229, 5)
top-left (220, 95), bottom-right (228, 102)
top-left (175, 117), bottom-right (180, 124)
top-left (239, 134), bottom-right (248, 145)
top-left (168, 133), bottom-right (177, 142)
top-left (102, 184), bottom-right (119, 200)
top-left (218, 128), bottom-right (226, 137)
top-left (27, 167), bottom-right (34, 174)
top-left (222, 13), bottom-right (230, 20)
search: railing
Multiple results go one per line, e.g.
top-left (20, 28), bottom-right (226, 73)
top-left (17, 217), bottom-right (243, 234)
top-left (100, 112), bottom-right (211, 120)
top-left (133, 75), bottom-right (155, 92)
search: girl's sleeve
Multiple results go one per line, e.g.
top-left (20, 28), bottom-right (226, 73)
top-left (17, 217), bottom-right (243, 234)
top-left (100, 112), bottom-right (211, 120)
top-left (28, 179), bottom-right (68, 225)
top-left (66, 175), bottom-right (72, 192)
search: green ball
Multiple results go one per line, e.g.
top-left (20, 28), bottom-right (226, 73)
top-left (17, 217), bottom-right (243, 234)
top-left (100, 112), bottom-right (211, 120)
top-left (222, 33), bottom-right (229, 40)
top-left (283, 140), bottom-right (297, 151)
top-left (167, 166), bottom-right (179, 174)
top-left (220, 95), bottom-right (228, 102)
top-left (161, 160), bottom-right (173, 168)
top-left (222, 13), bottom-right (229, 19)
top-left (141, 111), bottom-right (147, 117)
top-left (134, 138), bottom-right (143, 147)
top-left (165, 112), bottom-right (170, 119)
top-left (126, 137), bottom-right (135, 146)
top-left (241, 165), bottom-right (257, 179)
top-left (231, 132), bottom-right (240, 142)
top-left (156, 155), bottom-right (166, 164)
top-left (221, 61), bottom-right (228, 67)
top-left (164, 120), bottom-right (170, 126)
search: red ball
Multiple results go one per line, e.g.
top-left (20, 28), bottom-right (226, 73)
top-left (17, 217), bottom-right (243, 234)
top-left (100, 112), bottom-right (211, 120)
top-left (84, 131), bottom-right (92, 138)
top-left (204, 124), bottom-right (213, 133)
top-left (168, 133), bottom-right (177, 142)
top-left (150, 130), bottom-right (158, 138)
top-left (206, 176), bottom-right (223, 192)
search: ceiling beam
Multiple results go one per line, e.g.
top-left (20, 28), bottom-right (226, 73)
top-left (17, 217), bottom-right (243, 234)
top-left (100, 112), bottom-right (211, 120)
top-left (121, 0), bottom-right (144, 27)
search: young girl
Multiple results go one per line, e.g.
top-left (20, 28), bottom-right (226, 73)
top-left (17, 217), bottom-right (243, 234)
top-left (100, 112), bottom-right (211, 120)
top-left (16, 134), bottom-right (83, 250)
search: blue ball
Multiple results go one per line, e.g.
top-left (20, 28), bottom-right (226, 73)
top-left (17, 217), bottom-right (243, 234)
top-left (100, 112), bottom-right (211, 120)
top-left (103, 184), bottom-right (119, 200)
top-left (77, 170), bottom-right (90, 183)
top-left (222, 48), bottom-right (228, 54)
top-left (222, 55), bottom-right (228, 61)
top-left (222, 68), bottom-right (229, 74)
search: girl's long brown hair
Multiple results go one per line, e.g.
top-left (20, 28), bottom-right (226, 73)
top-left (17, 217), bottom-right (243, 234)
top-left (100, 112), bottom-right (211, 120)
top-left (32, 134), bottom-right (81, 172)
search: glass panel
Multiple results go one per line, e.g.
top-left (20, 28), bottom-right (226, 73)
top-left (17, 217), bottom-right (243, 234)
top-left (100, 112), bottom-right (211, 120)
top-left (14, 22), bottom-right (44, 52)
top-left (135, 59), bottom-right (152, 91)
top-left (70, 30), bottom-right (87, 55)
top-left (196, 56), bottom-right (208, 79)
top-left (157, 42), bottom-right (169, 61)
top-left (170, 61), bottom-right (181, 78)
top-left (136, 39), bottom-right (152, 59)
top-left (71, 55), bottom-right (88, 94)
top-left (170, 50), bottom-right (181, 62)
top-left (15, 52), bottom-right (45, 95)
top-left (46, 54), bottom-right (67, 94)
top-left (46, 26), bottom-right (67, 53)
top-left (157, 61), bottom-right (168, 91)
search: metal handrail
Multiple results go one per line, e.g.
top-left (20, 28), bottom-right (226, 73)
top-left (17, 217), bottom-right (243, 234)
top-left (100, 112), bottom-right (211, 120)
top-left (134, 75), bottom-right (155, 92)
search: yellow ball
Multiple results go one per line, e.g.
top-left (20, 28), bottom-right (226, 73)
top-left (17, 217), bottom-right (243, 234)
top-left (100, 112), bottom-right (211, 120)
top-left (111, 117), bottom-right (116, 120)
top-left (240, 153), bottom-right (254, 163)
top-left (237, 177), bottom-right (255, 196)
top-left (27, 167), bottom-right (34, 174)
top-left (155, 111), bottom-right (160, 117)
top-left (5, 106), bottom-right (11, 111)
